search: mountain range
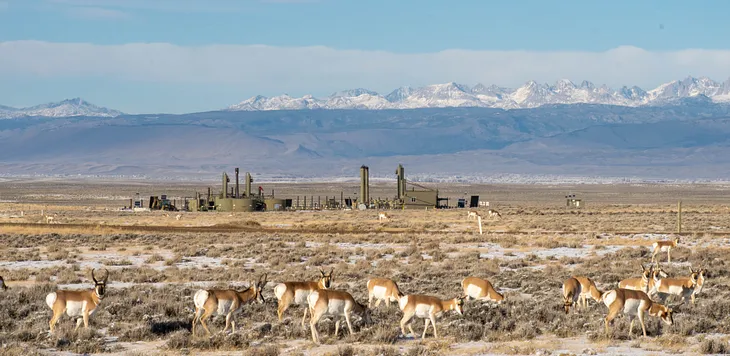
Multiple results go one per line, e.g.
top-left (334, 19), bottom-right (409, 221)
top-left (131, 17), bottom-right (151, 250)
top-left (3, 76), bottom-right (730, 119)
top-left (228, 76), bottom-right (730, 111)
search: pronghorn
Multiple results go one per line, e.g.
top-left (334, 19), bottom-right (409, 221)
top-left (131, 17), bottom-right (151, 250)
top-left (46, 269), bottom-right (109, 333)
top-left (562, 277), bottom-right (582, 314)
top-left (307, 289), bottom-right (372, 344)
top-left (175, 214), bottom-right (182, 221)
top-left (487, 209), bottom-right (501, 219)
top-left (651, 236), bottom-right (680, 263)
top-left (467, 210), bottom-right (481, 221)
top-left (647, 263), bottom-right (669, 296)
top-left (192, 274), bottom-right (267, 336)
top-left (398, 294), bottom-right (465, 339)
top-left (572, 276), bottom-right (603, 309)
top-left (367, 277), bottom-right (404, 308)
top-left (618, 264), bottom-right (654, 294)
top-left (274, 268), bottom-right (333, 328)
top-left (0, 275), bottom-right (8, 290)
top-left (461, 276), bottom-right (504, 304)
top-left (378, 212), bottom-right (390, 222)
top-left (693, 266), bottom-right (707, 303)
top-left (603, 288), bottom-right (674, 338)
top-left (653, 266), bottom-right (699, 305)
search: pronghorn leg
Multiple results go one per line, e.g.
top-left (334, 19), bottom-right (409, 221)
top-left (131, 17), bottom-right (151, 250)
top-left (604, 304), bottom-right (621, 337)
top-left (667, 250), bottom-right (671, 263)
top-left (422, 318), bottom-right (430, 339)
top-left (309, 308), bottom-right (323, 343)
top-left (199, 310), bottom-right (214, 336)
top-left (335, 319), bottom-right (341, 338)
top-left (344, 312), bottom-right (354, 335)
top-left (399, 314), bottom-right (412, 336)
top-left (368, 294), bottom-right (373, 309)
top-left (384, 298), bottom-right (390, 308)
top-left (223, 312), bottom-right (232, 333)
top-left (374, 299), bottom-right (382, 308)
top-left (638, 310), bottom-right (647, 337)
top-left (192, 308), bottom-right (201, 335)
top-left (277, 294), bottom-right (292, 322)
top-left (75, 317), bottom-right (83, 331)
top-left (301, 307), bottom-right (309, 329)
top-left (49, 310), bottom-right (63, 333)
top-left (408, 322), bottom-right (415, 336)
top-left (430, 314), bottom-right (438, 338)
top-left (231, 320), bottom-right (236, 334)
top-left (628, 316), bottom-right (635, 337)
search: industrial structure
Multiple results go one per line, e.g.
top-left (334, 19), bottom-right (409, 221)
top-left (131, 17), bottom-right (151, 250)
top-left (566, 194), bottom-right (582, 209)
top-left (394, 164), bottom-right (448, 209)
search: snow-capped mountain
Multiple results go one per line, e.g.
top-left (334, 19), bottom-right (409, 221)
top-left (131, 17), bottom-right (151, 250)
top-left (227, 76), bottom-right (730, 111)
top-left (0, 98), bottom-right (123, 119)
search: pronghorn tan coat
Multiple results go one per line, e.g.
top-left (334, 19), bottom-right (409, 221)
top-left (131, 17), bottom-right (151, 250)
top-left (461, 276), bottom-right (504, 303)
top-left (192, 275), bottom-right (267, 335)
top-left (367, 277), bottom-right (403, 308)
top-left (573, 276), bottom-right (602, 309)
top-left (618, 264), bottom-right (653, 294)
top-left (654, 267), bottom-right (698, 304)
top-left (307, 289), bottom-right (371, 343)
top-left (46, 269), bottom-right (108, 333)
top-left (651, 237), bottom-right (679, 263)
top-left (602, 288), bottom-right (674, 337)
top-left (398, 294), bottom-right (465, 339)
top-left (274, 269), bottom-right (333, 327)
top-left (562, 277), bottom-right (582, 314)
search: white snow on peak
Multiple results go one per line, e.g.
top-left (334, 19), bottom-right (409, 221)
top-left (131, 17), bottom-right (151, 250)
top-left (0, 98), bottom-right (123, 119)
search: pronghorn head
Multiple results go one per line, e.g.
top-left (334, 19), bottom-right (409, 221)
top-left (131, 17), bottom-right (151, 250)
top-left (91, 268), bottom-right (109, 299)
top-left (698, 266), bottom-right (708, 280)
top-left (253, 274), bottom-right (267, 304)
top-left (640, 264), bottom-right (653, 280)
top-left (652, 304), bottom-right (674, 326)
top-left (454, 296), bottom-right (466, 315)
top-left (0, 276), bottom-right (8, 290)
top-left (653, 262), bottom-right (668, 279)
top-left (318, 268), bottom-right (334, 289)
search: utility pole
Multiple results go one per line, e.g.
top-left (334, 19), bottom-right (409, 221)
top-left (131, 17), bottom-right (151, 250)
top-left (676, 201), bottom-right (682, 234)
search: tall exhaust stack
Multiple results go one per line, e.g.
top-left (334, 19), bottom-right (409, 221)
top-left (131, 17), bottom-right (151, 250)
top-left (360, 165), bottom-right (369, 206)
top-left (222, 172), bottom-right (229, 199)
top-left (245, 172), bottom-right (252, 197)
top-left (235, 168), bottom-right (240, 198)
top-left (396, 164), bottom-right (405, 200)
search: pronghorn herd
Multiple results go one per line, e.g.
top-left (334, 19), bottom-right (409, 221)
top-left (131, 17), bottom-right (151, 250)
top-left (0, 235), bottom-right (711, 343)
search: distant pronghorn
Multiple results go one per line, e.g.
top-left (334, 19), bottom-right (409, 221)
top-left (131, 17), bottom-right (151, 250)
top-left (274, 268), bottom-right (333, 328)
top-left (398, 294), bottom-right (465, 339)
top-left (192, 274), bottom-right (267, 335)
top-left (307, 289), bottom-right (372, 343)
top-left (573, 276), bottom-right (603, 309)
top-left (562, 277), bottom-right (582, 314)
top-left (46, 269), bottom-right (109, 333)
top-left (367, 277), bottom-right (404, 308)
top-left (461, 276), bottom-right (504, 304)
top-left (175, 214), bottom-right (182, 220)
top-left (467, 210), bottom-right (481, 220)
top-left (602, 288), bottom-right (674, 337)
top-left (487, 209), bottom-right (501, 219)
top-left (0, 276), bottom-right (8, 290)
top-left (378, 212), bottom-right (390, 222)
top-left (651, 237), bottom-right (680, 263)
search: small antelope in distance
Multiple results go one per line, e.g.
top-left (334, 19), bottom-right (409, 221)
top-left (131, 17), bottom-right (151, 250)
top-left (562, 277), bottom-right (582, 314)
top-left (654, 266), bottom-right (699, 305)
top-left (573, 276), bottom-right (603, 309)
top-left (192, 274), bottom-right (267, 336)
top-left (398, 294), bottom-right (465, 339)
top-left (46, 269), bottom-right (109, 333)
top-left (378, 212), bottom-right (390, 222)
top-left (652, 236), bottom-right (680, 263)
top-left (603, 288), bottom-right (674, 338)
top-left (0, 275), bottom-right (8, 290)
top-left (307, 289), bottom-right (372, 344)
top-left (462, 276), bottom-right (504, 304)
top-left (467, 210), bottom-right (480, 220)
top-left (618, 264), bottom-right (654, 294)
top-left (274, 268), bottom-right (333, 328)
top-left (367, 277), bottom-right (404, 308)
top-left (487, 209), bottom-right (501, 219)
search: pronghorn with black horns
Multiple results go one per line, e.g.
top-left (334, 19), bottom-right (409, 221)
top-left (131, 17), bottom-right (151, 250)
top-left (618, 264), bottom-right (654, 294)
top-left (46, 268), bottom-right (109, 333)
top-left (192, 274), bottom-right (267, 335)
top-left (398, 293), bottom-right (465, 339)
top-left (367, 277), bottom-right (404, 308)
top-left (602, 288), bottom-right (674, 338)
top-left (307, 289), bottom-right (372, 343)
top-left (462, 276), bottom-right (504, 304)
top-left (274, 268), bottom-right (333, 328)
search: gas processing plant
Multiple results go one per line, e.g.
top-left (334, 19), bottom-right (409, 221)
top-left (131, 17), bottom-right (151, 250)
top-left (131, 164), bottom-right (480, 213)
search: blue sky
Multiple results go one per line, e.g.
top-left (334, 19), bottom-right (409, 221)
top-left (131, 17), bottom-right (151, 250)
top-left (1, 0), bottom-right (730, 113)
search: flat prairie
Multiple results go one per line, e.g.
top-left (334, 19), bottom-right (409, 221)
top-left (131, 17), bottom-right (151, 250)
top-left (1, 178), bottom-right (729, 355)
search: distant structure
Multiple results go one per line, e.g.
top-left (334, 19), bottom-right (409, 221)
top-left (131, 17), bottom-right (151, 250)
top-left (395, 164), bottom-right (447, 209)
top-left (566, 194), bottom-right (582, 209)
